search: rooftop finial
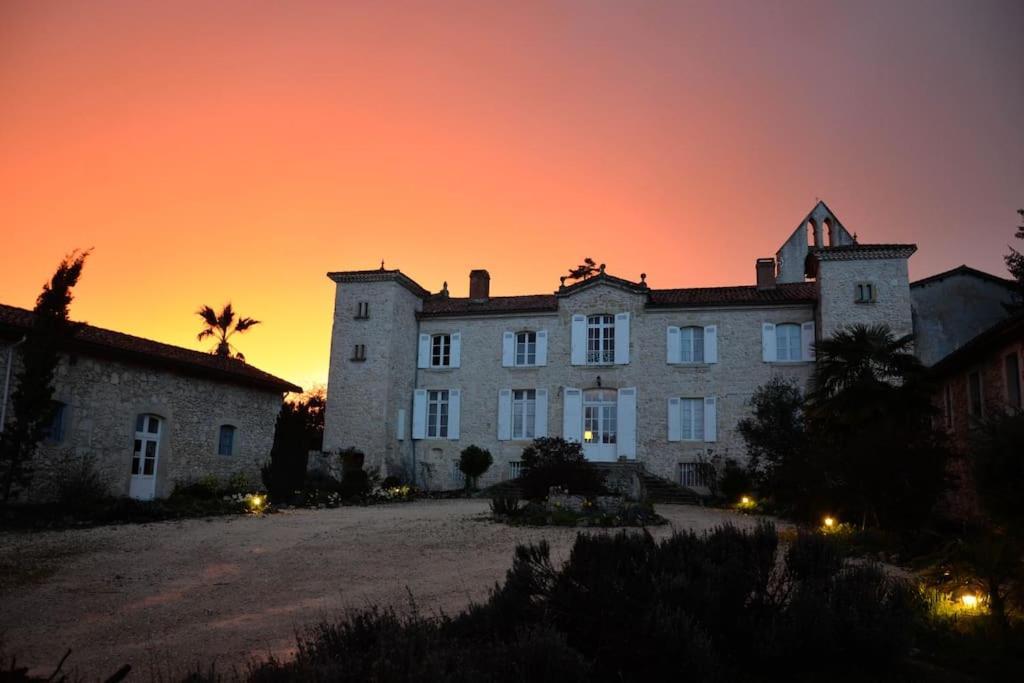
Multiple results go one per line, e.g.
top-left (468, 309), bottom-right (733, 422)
top-left (380, 259), bottom-right (385, 271)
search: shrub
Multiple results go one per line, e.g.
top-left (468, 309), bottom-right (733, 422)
top-left (519, 437), bottom-right (605, 501)
top-left (458, 445), bottom-right (493, 491)
top-left (715, 458), bottom-right (753, 503)
top-left (339, 447), bottom-right (365, 473)
top-left (491, 495), bottom-right (521, 517)
top-left (380, 475), bottom-right (403, 489)
top-left (51, 452), bottom-right (109, 511)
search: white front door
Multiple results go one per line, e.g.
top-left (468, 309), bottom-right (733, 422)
top-left (582, 389), bottom-right (617, 462)
top-left (129, 414), bottom-right (161, 500)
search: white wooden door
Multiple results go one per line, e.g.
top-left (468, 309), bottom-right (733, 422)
top-left (130, 414), bottom-right (161, 500)
top-left (582, 389), bottom-right (617, 462)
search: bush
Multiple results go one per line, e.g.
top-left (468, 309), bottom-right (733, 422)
top-left (715, 458), bottom-right (753, 502)
top-left (491, 495), bottom-right (521, 517)
top-left (458, 445), bottom-right (493, 490)
top-left (380, 475), bottom-right (403, 489)
top-left (339, 447), bottom-right (365, 473)
top-left (519, 437), bottom-right (605, 501)
top-left (51, 452), bottom-right (108, 511)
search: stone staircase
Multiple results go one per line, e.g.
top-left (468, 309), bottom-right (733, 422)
top-left (479, 461), bottom-right (702, 506)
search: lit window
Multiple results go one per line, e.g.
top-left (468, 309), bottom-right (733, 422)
top-left (431, 334), bottom-right (451, 367)
top-left (511, 389), bottom-right (536, 439)
top-left (854, 283), bottom-right (876, 303)
top-left (679, 398), bottom-right (705, 441)
top-left (680, 326), bottom-right (705, 363)
top-left (426, 390), bottom-right (449, 438)
top-left (218, 425), bottom-right (236, 456)
top-left (968, 371), bottom-right (983, 418)
top-left (775, 324), bottom-right (802, 362)
top-left (515, 331), bottom-right (537, 366)
top-left (586, 314), bottom-right (615, 364)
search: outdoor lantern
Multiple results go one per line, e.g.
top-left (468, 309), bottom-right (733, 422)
top-left (584, 430), bottom-right (594, 442)
top-left (823, 516), bottom-right (836, 529)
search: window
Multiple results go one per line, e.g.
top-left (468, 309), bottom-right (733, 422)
top-left (680, 398), bottom-right (704, 441)
top-left (351, 344), bottom-right (367, 361)
top-left (426, 390), bottom-right (450, 438)
top-left (679, 462), bottom-right (709, 488)
top-left (775, 324), bottom-right (802, 362)
top-left (680, 326), bottom-right (705, 363)
top-left (511, 389), bottom-right (536, 439)
top-left (132, 414), bottom-right (161, 476)
top-left (855, 283), bottom-right (876, 303)
top-left (431, 334), bottom-right (451, 367)
top-left (218, 425), bottom-right (236, 456)
top-left (43, 401), bottom-right (67, 442)
top-left (355, 301), bottom-right (370, 319)
top-left (1006, 352), bottom-right (1022, 409)
top-left (968, 371), bottom-right (983, 418)
top-left (450, 461), bottom-right (466, 489)
top-left (586, 314), bottom-right (615, 364)
top-left (583, 388), bottom-right (617, 444)
top-left (515, 331), bottom-right (537, 366)
top-left (507, 461), bottom-right (524, 480)
top-left (943, 384), bottom-right (954, 430)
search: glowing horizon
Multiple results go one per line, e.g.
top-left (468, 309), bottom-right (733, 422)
top-left (2, 1), bottom-right (1022, 390)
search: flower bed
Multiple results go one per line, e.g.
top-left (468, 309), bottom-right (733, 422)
top-left (491, 491), bottom-right (666, 527)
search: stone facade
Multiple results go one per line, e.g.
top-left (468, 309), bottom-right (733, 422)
top-left (0, 305), bottom-right (299, 501)
top-left (324, 202), bottom-right (920, 491)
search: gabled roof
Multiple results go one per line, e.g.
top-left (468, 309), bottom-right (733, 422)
top-left (911, 264), bottom-right (1017, 290)
top-left (647, 282), bottom-right (817, 308)
top-left (0, 303), bottom-right (301, 394)
top-left (420, 294), bottom-right (559, 318)
top-left (931, 309), bottom-right (1024, 377)
top-left (810, 244), bottom-right (918, 261)
top-left (327, 268), bottom-right (431, 298)
top-left (556, 271), bottom-right (650, 297)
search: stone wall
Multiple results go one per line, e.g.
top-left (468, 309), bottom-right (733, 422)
top-left (817, 257), bottom-right (913, 340)
top-left (1, 349), bottom-right (282, 501)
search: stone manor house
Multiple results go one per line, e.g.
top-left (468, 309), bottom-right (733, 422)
top-left (324, 202), bottom-right (923, 490)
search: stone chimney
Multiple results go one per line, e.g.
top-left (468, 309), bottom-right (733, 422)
top-left (756, 258), bottom-right (777, 290)
top-left (469, 269), bottom-right (490, 300)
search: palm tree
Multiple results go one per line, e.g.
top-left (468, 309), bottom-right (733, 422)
top-left (810, 323), bottom-right (923, 403)
top-left (196, 303), bottom-right (260, 361)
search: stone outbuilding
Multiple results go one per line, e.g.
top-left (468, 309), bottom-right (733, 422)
top-left (0, 303), bottom-right (301, 501)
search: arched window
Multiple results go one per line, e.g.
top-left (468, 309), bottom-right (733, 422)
top-left (586, 315), bottom-right (615, 364)
top-left (218, 424), bottom-right (237, 456)
top-left (775, 323), bottom-right (802, 361)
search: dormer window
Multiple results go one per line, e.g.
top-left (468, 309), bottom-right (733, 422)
top-left (586, 315), bottom-right (615, 364)
top-left (854, 283), bottom-right (876, 303)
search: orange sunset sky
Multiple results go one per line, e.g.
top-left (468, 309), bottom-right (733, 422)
top-left (2, 0), bottom-right (1022, 390)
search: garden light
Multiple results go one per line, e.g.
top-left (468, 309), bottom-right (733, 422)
top-left (823, 516), bottom-right (835, 529)
top-left (741, 496), bottom-right (751, 505)
top-left (961, 593), bottom-right (979, 609)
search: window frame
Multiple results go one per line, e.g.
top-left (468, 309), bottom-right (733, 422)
top-left (511, 389), bottom-right (537, 440)
top-left (775, 323), bottom-right (803, 362)
top-left (430, 334), bottom-right (451, 368)
top-left (586, 314), bottom-right (616, 365)
top-left (426, 389), bottom-right (450, 439)
top-left (854, 282), bottom-right (876, 304)
top-left (942, 384), bottom-right (954, 431)
top-left (43, 401), bottom-right (68, 443)
top-left (679, 326), bottom-right (705, 364)
top-left (217, 424), bottom-right (237, 456)
top-left (355, 301), bottom-right (370, 319)
top-left (679, 397), bottom-right (705, 441)
top-left (967, 370), bottom-right (984, 419)
top-left (1005, 351), bottom-right (1022, 410)
top-left (514, 331), bottom-right (537, 367)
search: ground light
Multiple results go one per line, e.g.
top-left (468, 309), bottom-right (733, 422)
top-left (823, 516), bottom-right (836, 530)
top-left (737, 496), bottom-right (756, 511)
top-left (961, 593), bottom-right (979, 609)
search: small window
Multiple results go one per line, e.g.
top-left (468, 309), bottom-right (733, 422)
top-left (1005, 352), bottom-right (1022, 410)
top-left (586, 314), bottom-right (615, 364)
top-left (355, 302), bottom-right (370, 319)
top-left (943, 384), bottom-right (954, 430)
top-left (351, 344), bottom-right (367, 361)
top-left (679, 398), bottom-right (705, 441)
top-left (515, 331), bottom-right (537, 366)
top-left (218, 425), bottom-right (236, 456)
top-left (775, 324), bottom-right (802, 362)
top-left (511, 389), bottom-right (536, 439)
top-left (43, 401), bottom-right (67, 443)
top-left (426, 390), bottom-right (450, 438)
top-left (679, 462), bottom-right (709, 488)
top-left (507, 461), bottom-right (524, 480)
top-left (431, 334), bottom-right (451, 367)
top-left (680, 326), bottom-right (705, 363)
top-left (855, 283), bottom-right (876, 303)
top-left (968, 371), bottom-right (984, 418)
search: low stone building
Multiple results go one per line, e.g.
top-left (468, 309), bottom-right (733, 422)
top-left (0, 303), bottom-right (301, 501)
top-left (323, 201), bottom-right (918, 490)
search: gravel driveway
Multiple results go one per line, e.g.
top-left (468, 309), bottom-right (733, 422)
top-left (0, 500), bottom-right (771, 677)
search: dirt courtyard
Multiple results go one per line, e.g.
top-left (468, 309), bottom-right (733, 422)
top-left (0, 500), bottom-right (771, 677)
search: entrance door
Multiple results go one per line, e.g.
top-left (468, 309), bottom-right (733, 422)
top-left (582, 389), bottom-right (617, 461)
top-left (130, 414), bottom-right (161, 500)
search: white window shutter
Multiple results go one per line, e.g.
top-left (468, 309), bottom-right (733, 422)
top-left (417, 334), bottom-right (430, 369)
top-left (667, 398), bottom-right (681, 442)
top-left (762, 323), bottom-right (777, 362)
top-left (535, 388), bottom-right (548, 437)
top-left (450, 332), bottom-right (461, 368)
top-left (703, 396), bottom-right (717, 443)
top-left (448, 389), bottom-right (461, 440)
top-left (704, 325), bottom-right (718, 364)
top-left (396, 408), bottom-right (406, 440)
top-left (502, 331), bottom-right (515, 367)
top-left (801, 321), bottom-right (816, 361)
top-left (614, 312), bottom-right (630, 364)
top-left (536, 330), bottom-right (548, 366)
top-left (411, 390), bottom-right (427, 439)
top-left (562, 387), bottom-right (582, 442)
top-left (570, 315), bottom-right (586, 365)
top-left (617, 387), bottom-right (637, 459)
top-left (666, 326), bottom-right (681, 364)
top-left (497, 389), bottom-right (512, 440)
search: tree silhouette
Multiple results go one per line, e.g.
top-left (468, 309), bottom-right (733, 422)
top-left (567, 257), bottom-right (599, 281)
top-left (196, 303), bottom-right (260, 361)
top-left (1004, 208), bottom-right (1024, 305)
